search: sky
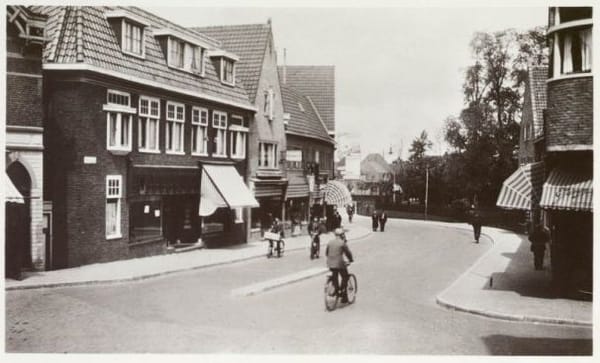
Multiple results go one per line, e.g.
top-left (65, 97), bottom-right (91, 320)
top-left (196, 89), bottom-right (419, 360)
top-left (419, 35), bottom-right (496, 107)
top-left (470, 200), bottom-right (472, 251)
top-left (145, 2), bottom-right (548, 159)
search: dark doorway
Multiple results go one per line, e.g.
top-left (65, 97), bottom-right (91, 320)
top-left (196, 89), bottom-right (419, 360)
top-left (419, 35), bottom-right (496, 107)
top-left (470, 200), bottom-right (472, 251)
top-left (5, 161), bottom-right (32, 279)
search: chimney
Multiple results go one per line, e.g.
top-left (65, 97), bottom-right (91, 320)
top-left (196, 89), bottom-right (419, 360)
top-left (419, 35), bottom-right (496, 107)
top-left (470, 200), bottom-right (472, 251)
top-left (283, 48), bottom-right (287, 84)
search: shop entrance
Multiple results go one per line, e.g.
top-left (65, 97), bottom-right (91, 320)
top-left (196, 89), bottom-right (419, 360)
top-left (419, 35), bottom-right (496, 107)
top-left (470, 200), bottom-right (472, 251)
top-left (5, 161), bottom-right (32, 278)
top-left (163, 195), bottom-right (200, 245)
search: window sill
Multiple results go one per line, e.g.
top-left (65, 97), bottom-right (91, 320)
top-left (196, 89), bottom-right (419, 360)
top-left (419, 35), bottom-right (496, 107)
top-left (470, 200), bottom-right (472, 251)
top-left (213, 154), bottom-right (228, 158)
top-left (167, 64), bottom-right (205, 77)
top-left (139, 148), bottom-right (161, 154)
top-left (192, 152), bottom-right (209, 157)
top-left (106, 233), bottom-right (123, 240)
top-left (166, 150), bottom-right (185, 155)
top-left (122, 49), bottom-right (146, 60)
top-left (108, 148), bottom-right (132, 156)
top-left (231, 155), bottom-right (246, 160)
top-left (220, 80), bottom-right (235, 87)
top-left (547, 72), bottom-right (593, 83)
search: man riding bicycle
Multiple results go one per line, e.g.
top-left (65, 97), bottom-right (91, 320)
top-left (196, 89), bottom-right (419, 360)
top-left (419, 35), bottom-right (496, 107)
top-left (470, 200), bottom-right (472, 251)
top-left (326, 228), bottom-right (354, 303)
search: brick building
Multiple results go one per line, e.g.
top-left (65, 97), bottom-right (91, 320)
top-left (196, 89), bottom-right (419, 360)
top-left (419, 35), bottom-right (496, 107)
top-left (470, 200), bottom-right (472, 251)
top-left (193, 22), bottom-right (288, 241)
top-left (541, 7), bottom-right (593, 298)
top-left (277, 66), bottom-right (335, 234)
top-left (518, 66), bottom-right (547, 165)
top-left (36, 6), bottom-right (258, 268)
top-left (5, 6), bottom-right (47, 277)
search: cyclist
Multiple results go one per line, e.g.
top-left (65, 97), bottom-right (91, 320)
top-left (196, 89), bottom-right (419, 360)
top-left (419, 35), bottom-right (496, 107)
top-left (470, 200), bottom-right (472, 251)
top-left (326, 228), bottom-right (354, 303)
top-left (268, 218), bottom-right (284, 256)
top-left (308, 216), bottom-right (321, 258)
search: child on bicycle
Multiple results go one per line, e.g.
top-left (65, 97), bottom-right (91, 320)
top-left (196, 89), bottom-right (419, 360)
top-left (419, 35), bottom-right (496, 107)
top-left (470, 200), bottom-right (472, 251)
top-left (326, 228), bottom-right (354, 303)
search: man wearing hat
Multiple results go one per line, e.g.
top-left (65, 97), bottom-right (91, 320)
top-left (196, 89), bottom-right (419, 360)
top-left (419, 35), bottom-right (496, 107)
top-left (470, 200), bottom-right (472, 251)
top-left (326, 228), bottom-right (354, 303)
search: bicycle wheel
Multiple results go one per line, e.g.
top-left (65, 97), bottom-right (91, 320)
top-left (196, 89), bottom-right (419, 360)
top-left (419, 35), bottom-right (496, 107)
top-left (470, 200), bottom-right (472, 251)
top-left (324, 277), bottom-right (338, 311)
top-left (346, 274), bottom-right (357, 304)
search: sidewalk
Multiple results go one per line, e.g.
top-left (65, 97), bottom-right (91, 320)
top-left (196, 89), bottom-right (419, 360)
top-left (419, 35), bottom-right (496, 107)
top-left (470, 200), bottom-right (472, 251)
top-left (5, 220), bottom-right (371, 291)
top-left (416, 219), bottom-right (594, 327)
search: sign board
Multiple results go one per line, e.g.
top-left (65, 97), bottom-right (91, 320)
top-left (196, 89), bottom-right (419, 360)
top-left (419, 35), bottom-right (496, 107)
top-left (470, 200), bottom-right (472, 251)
top-left (83, 156), bottom-right (97, 164)
top-left (286, 150), bottom-right (302, 162)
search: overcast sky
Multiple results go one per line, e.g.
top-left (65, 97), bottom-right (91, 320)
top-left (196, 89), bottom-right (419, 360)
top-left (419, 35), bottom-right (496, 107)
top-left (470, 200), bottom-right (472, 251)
top-left (146, 2), bottom-right (548, 158)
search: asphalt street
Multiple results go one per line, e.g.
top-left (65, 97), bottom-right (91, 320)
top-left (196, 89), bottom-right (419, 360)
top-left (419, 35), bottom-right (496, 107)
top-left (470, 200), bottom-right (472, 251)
top-left (5, 218), bottom-right (593, 354)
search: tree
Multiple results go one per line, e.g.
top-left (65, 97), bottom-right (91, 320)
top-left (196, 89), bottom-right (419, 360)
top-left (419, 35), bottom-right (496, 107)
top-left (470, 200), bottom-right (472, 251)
top-left (408, 130), bottom-right (432, 161)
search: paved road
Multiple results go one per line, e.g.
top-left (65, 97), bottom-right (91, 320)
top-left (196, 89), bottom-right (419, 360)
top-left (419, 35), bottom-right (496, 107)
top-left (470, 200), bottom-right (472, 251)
top-left (6, 218), bottom-right (592, 354)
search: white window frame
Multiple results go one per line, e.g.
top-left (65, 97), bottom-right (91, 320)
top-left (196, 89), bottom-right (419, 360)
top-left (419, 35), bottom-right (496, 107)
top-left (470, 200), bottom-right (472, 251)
top-left (191, 107), bottom-right (209, 156)
top-left (138, 96), bottom-right (161, 153)
top-left (258, 142), bottom-right (278, 169)
top-left (106, 175), bottom-right (122, 239)
top-left (105, 90), bottom-right (134, 153)
top-left (121, 19), bottom-right (145, 59)
top-left (234, 207), bottom-right (244, 224)
top-left (168, 36), bottom-right (205, 75)
top-left (552, 28), bottom-right (593, 79)
top-left (220, 57), bottom-right (236, 86)
top-left (165, 101), bottom-right (185, 155)
top-left (213, 111), bottom-right (228, 158)
top-left (230, 116), bottom-right (248, 159)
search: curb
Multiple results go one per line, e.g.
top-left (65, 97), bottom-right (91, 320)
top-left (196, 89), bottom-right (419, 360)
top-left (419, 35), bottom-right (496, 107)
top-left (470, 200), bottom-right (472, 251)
top-left (5, 227), bottom-right (372, 291)
top-left (436, 295), bottom-right (592, 327)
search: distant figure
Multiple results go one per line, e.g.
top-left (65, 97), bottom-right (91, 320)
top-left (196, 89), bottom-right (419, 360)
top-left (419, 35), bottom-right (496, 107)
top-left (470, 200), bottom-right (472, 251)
top-left (371, 211), bottom-right (379, 232)
top-left (379, 210), bottom-right (388, 232)
top-left (469, 205), bottom-right (482, 243)
top-left (529, 224), bottom-right (550, 270)
top-left (333, 210), bottom-right (342, 229)
top-left (346, 204), bottom-right (355, 223)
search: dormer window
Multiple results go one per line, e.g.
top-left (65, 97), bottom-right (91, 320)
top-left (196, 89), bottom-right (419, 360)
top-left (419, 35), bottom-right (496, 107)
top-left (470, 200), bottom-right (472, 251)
top-left (106, 10), bottom-right (149, 59)
top-left (208, 50), bottom-right (239, 86)
top-left (154, 29), bottom-right (208, 76)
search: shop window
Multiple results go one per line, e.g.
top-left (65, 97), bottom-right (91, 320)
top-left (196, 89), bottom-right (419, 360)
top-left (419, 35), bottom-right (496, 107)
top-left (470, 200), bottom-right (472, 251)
top-left (130, 200), bottom-right (162, 242)
top-left (106, 175), bottom-right (122, 239)
top-left (192, 107), bottom-right (209, 155)
top-left (105, 90), bottom-right (133, 154)
top-left (259, 142), bottom-right (278, 169)
top-left (213, 111), bottom-right (228, 157)
top-left (230, 116), bottom-right (247, 159)
top-left (251, 207), bottom-right (262, 229)
top-left (166, 101), bottom-right (185, 154)
top-left (138, 96), bottom-right (160, 152)
top-left (234, 207), bottom-right (244, 223)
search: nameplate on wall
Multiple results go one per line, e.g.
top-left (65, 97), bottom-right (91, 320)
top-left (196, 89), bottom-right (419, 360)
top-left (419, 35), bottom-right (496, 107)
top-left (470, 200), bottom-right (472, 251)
top-left (83, 156), bottom-right (97, 164)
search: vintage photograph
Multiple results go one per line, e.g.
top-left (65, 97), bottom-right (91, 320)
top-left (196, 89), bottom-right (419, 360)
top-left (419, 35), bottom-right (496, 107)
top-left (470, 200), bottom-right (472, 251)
top-left (3, 0), bottom-right (595, 357)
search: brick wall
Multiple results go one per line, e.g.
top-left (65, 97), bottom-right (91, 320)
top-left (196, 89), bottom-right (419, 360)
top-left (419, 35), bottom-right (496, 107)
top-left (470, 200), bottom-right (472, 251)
top-left (546, 76), bottom-right (593, 149)
top-left (519, 83), bottom-right (535, 164)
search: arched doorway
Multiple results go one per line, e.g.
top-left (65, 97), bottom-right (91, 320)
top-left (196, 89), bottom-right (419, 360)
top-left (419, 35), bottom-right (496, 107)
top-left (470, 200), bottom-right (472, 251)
top-left (5, 161), bottom-right (32, 279)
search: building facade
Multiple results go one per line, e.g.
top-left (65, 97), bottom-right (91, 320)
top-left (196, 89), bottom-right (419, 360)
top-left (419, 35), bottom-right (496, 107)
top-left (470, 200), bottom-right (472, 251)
top-left (194, 22), bottom-right (288, 241)
top-left (5, 6), bottom-right (47, 276)
top-left (518, 66), bottom-right (547, 165)
top-left (541, 6), bottom-right (593, 298)
top-left (37, 6), bottom-right (258, 268)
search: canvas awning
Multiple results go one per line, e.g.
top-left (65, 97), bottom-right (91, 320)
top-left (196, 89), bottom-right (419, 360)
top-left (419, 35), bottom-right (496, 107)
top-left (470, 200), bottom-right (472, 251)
top-left (5, 173), bottom-right (25, 204)
top-left (199, 165), bottom-right (259, 216)
top-left (540, 167), bottom-right (593, 212)
top-left (496, 162), bottom-right (544, 210)
top-left (323, 180), bottom-right (353, 207)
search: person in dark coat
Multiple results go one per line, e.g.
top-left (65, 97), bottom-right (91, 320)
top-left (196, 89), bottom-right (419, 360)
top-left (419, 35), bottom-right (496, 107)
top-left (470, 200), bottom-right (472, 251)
top-left (371, 211), bottom-right (379, 232)
top-left (529, 224), bottom-right (550, 270)
top-left (326, 228), bottom-right (354, 303)
top-left (468, 206), bottom-right (482, 243)
top-left (379, 210), bottom-right (388, 232)
top-left (346, 204), bottom-right (355, 223)
top-left (333, 210), bottom-right (342, 229)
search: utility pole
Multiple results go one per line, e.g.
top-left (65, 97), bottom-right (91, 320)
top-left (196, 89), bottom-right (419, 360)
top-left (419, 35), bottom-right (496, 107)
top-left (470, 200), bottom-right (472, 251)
top-left (424, 166), bottom-right (429, 220)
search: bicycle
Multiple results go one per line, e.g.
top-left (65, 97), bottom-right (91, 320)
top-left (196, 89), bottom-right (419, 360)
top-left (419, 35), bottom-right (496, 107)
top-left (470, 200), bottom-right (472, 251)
top-left (310, 233), bottom-right (320, 259)
top-left (324, 264), bottom-right (357, 311)
top-left (264, 231), bottom-right (285, 258)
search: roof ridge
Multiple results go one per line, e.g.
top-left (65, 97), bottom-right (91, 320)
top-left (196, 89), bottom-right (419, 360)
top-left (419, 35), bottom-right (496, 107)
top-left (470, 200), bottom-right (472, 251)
top-left (306, 95), bottom-right (333, 141)
top-left (193, 22), bottom-right (270, 30)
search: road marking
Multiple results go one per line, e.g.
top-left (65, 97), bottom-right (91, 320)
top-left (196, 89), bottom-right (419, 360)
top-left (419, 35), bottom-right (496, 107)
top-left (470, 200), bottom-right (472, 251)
top-left (231, 267), bottom-right (329, 297)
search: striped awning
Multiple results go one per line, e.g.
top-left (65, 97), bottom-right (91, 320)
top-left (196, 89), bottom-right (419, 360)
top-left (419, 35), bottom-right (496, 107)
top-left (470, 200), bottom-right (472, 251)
top-left (323, 180), bottom-right (352, 207)
top-left (496, 162), bottom-right (545, 210)
top-left (5, 173), bottom-right (25, 204)
top-left (540, 167), bottom-right (592, 212)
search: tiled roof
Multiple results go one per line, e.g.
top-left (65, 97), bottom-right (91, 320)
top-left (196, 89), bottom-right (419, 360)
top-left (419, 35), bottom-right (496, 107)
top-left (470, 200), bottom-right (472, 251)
top-left (528, 66), bottom-right (548, 139)
top-left (280, 84), bottom-right (333, 144)
top-left (30, 6), bottom-right (253, 109)
top-left (361, 153), bottom-right (391, 175)
top-left (278, 65), bottom-right (335, 133)
top-left (191, 23), bottom-right (271, 103)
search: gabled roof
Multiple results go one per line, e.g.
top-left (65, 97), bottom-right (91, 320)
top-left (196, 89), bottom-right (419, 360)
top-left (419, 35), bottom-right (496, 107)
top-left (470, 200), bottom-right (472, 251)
top-left (361, 153), bottom-right (391, 175)
top-left (280, 84), bottom-right (334, 144)
top-left (30, 6), bottom-right (253, 110)
top-left (191, 23), bottom-right (271, 103)
top-left (528, 65), bottom-right (548, 139)
top-left (279, 65), bottom-right (335, 133)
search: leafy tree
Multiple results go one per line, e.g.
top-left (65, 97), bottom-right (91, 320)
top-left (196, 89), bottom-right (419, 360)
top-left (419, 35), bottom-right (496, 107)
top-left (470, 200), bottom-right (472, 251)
top-left (408, 130), bottom-right (432, 161)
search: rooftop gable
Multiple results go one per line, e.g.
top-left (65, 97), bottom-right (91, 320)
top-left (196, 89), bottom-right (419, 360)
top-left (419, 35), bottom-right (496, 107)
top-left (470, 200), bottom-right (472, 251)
top-left (280, 84), bottom-right (333, 144)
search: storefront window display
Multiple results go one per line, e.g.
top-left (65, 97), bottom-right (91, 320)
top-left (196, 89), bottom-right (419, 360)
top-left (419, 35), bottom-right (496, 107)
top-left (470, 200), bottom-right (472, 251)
top-left (130, 199), bottom-right (162, 242)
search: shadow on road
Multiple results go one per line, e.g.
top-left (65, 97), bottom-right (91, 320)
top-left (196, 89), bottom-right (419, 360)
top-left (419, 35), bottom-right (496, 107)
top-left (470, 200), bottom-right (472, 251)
top-left (481, 334), bottom-right (592, 355)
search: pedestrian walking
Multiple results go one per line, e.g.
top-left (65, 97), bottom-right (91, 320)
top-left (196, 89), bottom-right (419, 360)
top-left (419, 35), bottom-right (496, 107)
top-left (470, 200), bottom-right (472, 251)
top-left (308, 216), bottom-right (322, 259)
top-left (529, 224), bottom-right (550, 270)
top-left (468, 205), bottom-right (482, 243)
top-left (379, 210), bottom-right (388, 232)
top-left (346, 204), bottom-right (355, 223)
top-left (371, 211), bottom-right (379, 232)
top-left (333, 210), bottom-right (342, 229)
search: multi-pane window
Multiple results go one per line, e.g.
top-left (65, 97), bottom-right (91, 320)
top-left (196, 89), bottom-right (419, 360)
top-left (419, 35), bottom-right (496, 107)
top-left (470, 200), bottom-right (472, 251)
top-left (213, 111), bottom-right (228, 157)
top-left (221, 58), bottom-right (235, 84)
top-left (123, 21), bottom-right (143, 56)
top-left (138, 96), bottom-right (160, 152)
top-left (552, 28), bottom-right (593, 77)
top-left (106, 90), bottom-right (133, 152)
top-left (192, 107), bottom-right (208, 155)
top-left (166, 102), bottom-right (185, 154)
top-left (106, 175), bottom-right (122, 239)
top-left (169, 38), bottom-right (184, 68)
top-left (258, 142), bottom-right (278, 168)
top-left (230, 116), bottom-right (247, 159)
